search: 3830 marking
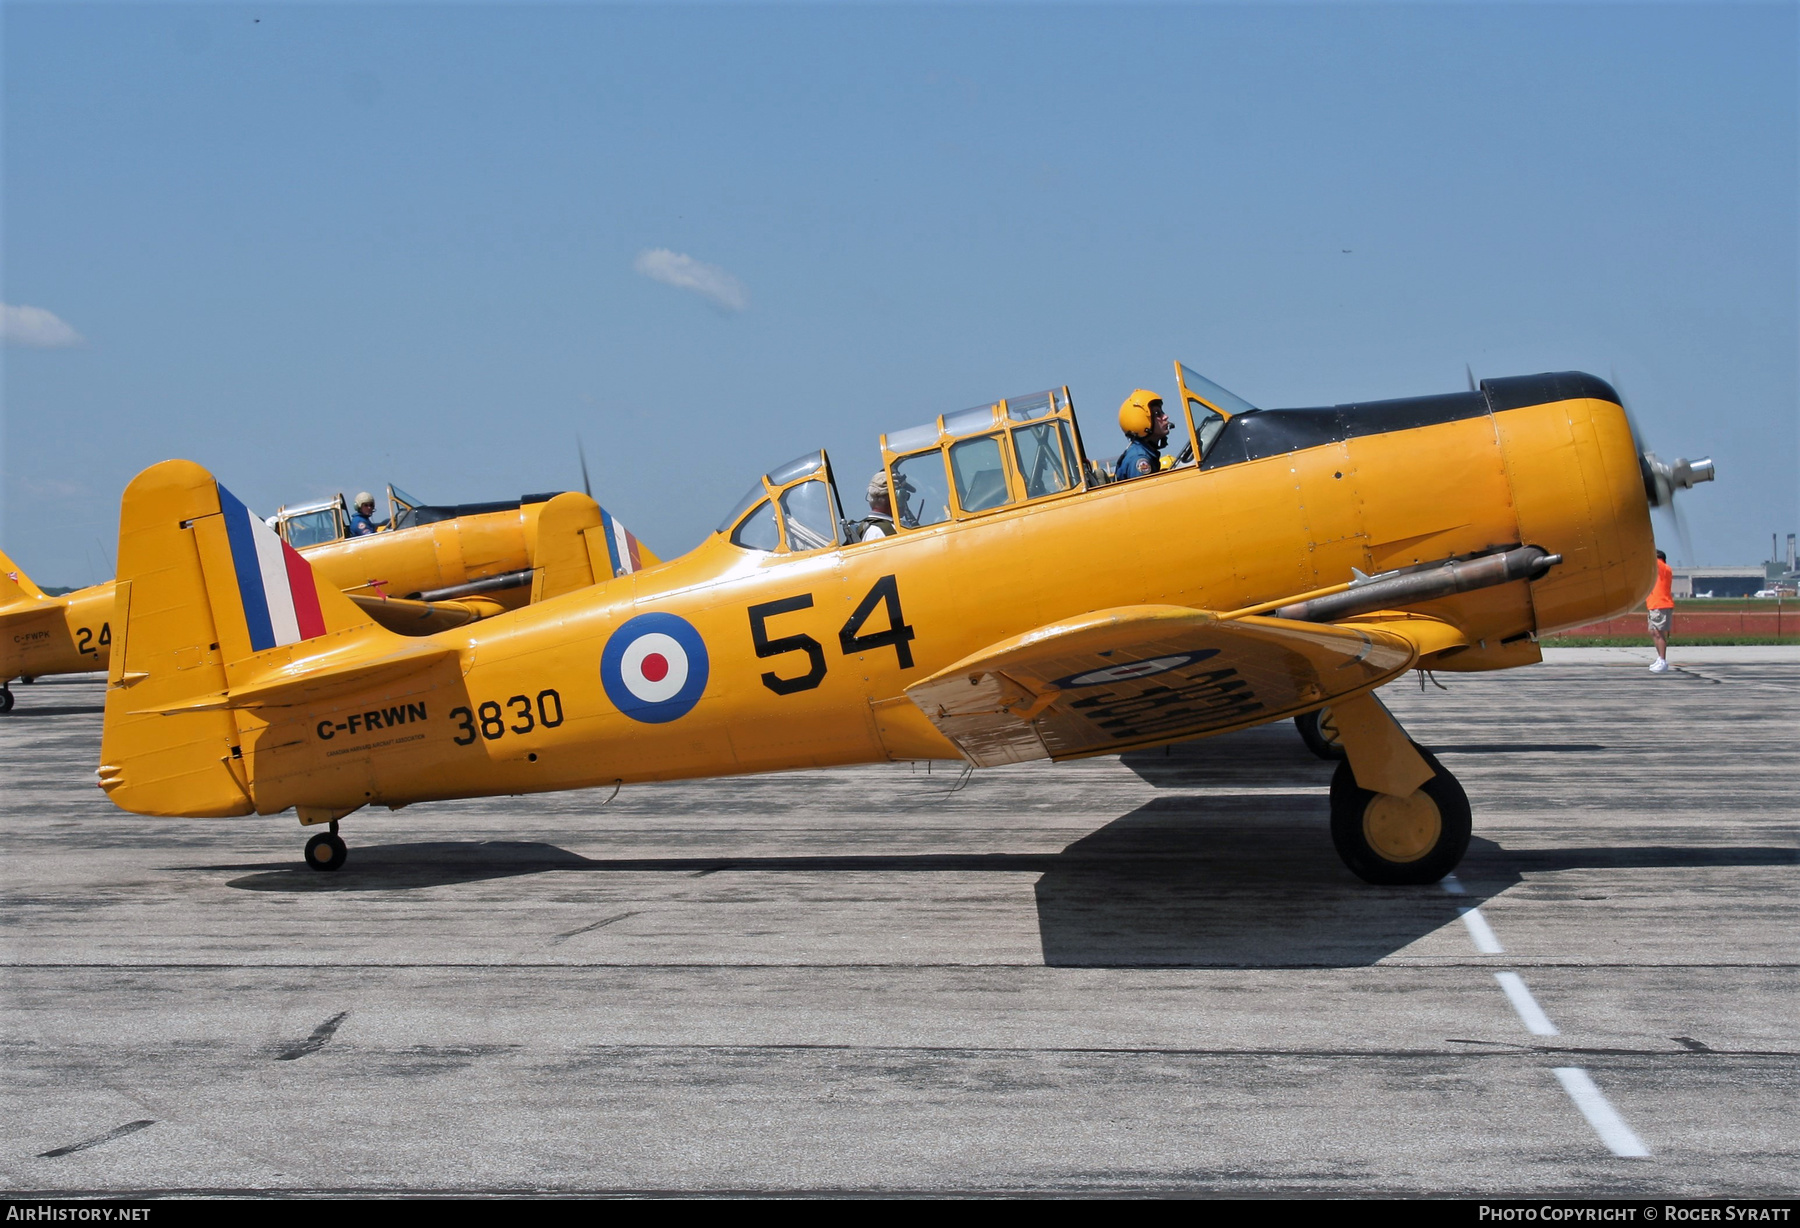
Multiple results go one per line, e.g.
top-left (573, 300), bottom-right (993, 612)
top-left (450, 689), bottom-right (565, 745)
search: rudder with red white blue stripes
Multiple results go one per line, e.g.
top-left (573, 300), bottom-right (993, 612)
top-left (599, 507), bottom-right (645, 578)
top-left (215, 482), bottom-right (328, 651)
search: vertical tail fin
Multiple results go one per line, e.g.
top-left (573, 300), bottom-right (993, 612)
top-left (597, 505), bottom-right (660, 577)
top-left (0, 547), bottom-right (49, 611)
top-left (530, 492), bottom-right (662, 603)
top-left (100, 460), bottom-right (398, 817)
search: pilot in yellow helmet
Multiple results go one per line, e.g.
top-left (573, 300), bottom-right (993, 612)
top-left (1115, 390), bottom-right (1172, 481)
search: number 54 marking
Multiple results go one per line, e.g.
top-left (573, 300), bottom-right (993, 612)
top-left (748, 574), bottom-right (916, 696)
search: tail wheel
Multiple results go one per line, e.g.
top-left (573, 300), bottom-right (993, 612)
top-left (304, 832), bottom-right (348, 872)
top-left (1295, 706), bottom-right (1346, 759)
top-left (1329, 746), bottom-right (1471, 885)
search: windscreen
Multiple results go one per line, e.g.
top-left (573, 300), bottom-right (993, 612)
top-left (779, 480), bottom-right (841, 551)
top-left (730, 500), bottom-right (779, 551)
top-left (388, 484), bottom-right (424, 529)
top-left (1178, 363), bottom-right (1257, 416)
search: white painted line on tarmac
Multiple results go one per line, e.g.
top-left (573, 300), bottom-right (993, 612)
top-left (1440, 874), bottom-right (1467, 895)
top-left (1495, 971), bottom-right (1559, 1035)
top-left (1458, 906), bottom-right (1504, 953)
top-left (1554, 1067), bottom-right (1651, 1157)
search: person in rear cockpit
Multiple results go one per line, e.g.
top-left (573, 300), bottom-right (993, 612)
top-left (857, 473), bottom-right (896, 541)
top-left (1116, 391), bottom-right (1172, 481)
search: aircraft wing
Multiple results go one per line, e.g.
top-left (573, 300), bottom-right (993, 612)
top-left (904, 604), bottom-right (1418, 766)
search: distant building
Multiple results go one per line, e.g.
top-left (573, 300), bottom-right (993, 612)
top-left (1674, 533), bottom-right (1798, 598)
top-left (1673, 567), bottom-right (1767, 599)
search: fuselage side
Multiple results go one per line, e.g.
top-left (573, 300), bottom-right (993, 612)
top-left (233, 390), bottom-right (1652, 815)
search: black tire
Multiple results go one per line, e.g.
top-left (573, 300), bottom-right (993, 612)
top-left (304, 832), bottom-right (348, 872)
top-left (0, 687), bottom-right (14, 714)
top-left (1295, 706), bottom-right (1346, 760)
top-left (1329, 746), bottom-right (1471, 885)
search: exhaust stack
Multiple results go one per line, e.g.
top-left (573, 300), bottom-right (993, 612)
top-left (1276, 546), bottom-right (1561, 624)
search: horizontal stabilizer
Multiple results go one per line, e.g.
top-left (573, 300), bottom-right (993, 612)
top-left (349, 592), bottom-right (485, 635)
top-left (905, 604), bottom-right (1417, 767)
top-left (0, 600), bottom-right (58, 631)
top-left (132, 634), bottom-right (455, 714)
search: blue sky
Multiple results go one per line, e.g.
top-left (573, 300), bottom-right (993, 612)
top-left (4, 2), bottom-right (1795, 584)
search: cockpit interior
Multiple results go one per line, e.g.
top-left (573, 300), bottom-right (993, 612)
top-left (716, 362), bottom-right (1260, 555)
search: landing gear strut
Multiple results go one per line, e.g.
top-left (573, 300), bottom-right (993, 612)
top-left (1329, 746), bottom-right (1471, 885)
top-left (304, 821), bottom-right (348, 872)
top-left (1295, 706), bottom-right (1345, 760)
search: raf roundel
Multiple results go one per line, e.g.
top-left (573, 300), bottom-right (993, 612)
top-left (601, 612), bottom-right (710, 723)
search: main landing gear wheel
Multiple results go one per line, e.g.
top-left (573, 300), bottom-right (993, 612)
top-left (1329, 746), bottom-right (1471, 885)
top-left (0, 686), bottom-right (14, 714)
top-left (1295, 706), bottom-right (1346, 760)
top-left (304, 832), bottom-right (348, 872)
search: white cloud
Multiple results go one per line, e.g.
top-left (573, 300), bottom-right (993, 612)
top-left (633, 249), bottom-right (749, 312)
top-left (1, 303), bottom-right (84, 348)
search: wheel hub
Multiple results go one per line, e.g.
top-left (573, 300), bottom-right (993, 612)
top-left (1362, 790), bottom-right (1442, 863)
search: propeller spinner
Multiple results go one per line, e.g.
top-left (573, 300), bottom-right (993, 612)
top-left (1613, 375), bottom-right (1715, 565)
top-left (1640, 451), bottom-right (1716, 509)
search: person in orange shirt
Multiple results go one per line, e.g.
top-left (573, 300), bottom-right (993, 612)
top-left (1647, 549), bottom-right (1675, 673)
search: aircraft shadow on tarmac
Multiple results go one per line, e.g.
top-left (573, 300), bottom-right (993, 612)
top-left (1118, 721), bottom-right (1338, 791)
top-left (217, 819), bottom-right (1796, 966)
top-left (217, 721), bottom-right (1793, 968)
top-left (1030, 796), bottom-right (1508, 967)
top-left (4, 704), bottom-right (107, 716)
top-left (1117, 722), bottom-right (1608, 792)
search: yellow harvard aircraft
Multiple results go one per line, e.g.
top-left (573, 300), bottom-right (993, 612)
top-left (0, 486), bottom-right (656, 710)
top-left (95, 366), bottom-right (1712, 885)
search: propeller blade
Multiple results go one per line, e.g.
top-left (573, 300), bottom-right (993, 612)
top-left (1610, 367), bottom-right (1647, 456)
top-left (1465, 364), bottom-right (1477, 394)
top-left (577, 436), bottom-right (593, 499)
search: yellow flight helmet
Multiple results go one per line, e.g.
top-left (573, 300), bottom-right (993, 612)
top-left (1118, 390), bottom-right (1165, 438)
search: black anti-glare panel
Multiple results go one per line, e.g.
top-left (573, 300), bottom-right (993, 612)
top-left (405, 491), bottom-right (567, 527)
top-left (1199, 391), bottom-right (1489, 469)
top-left (1480, 371), bottom-right (1620, 413)
top-left (1198, 371), bottom-right (1619, 470)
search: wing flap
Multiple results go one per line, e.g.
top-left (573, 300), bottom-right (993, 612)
top-left (905, 604), bottom-right (1417, 767)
